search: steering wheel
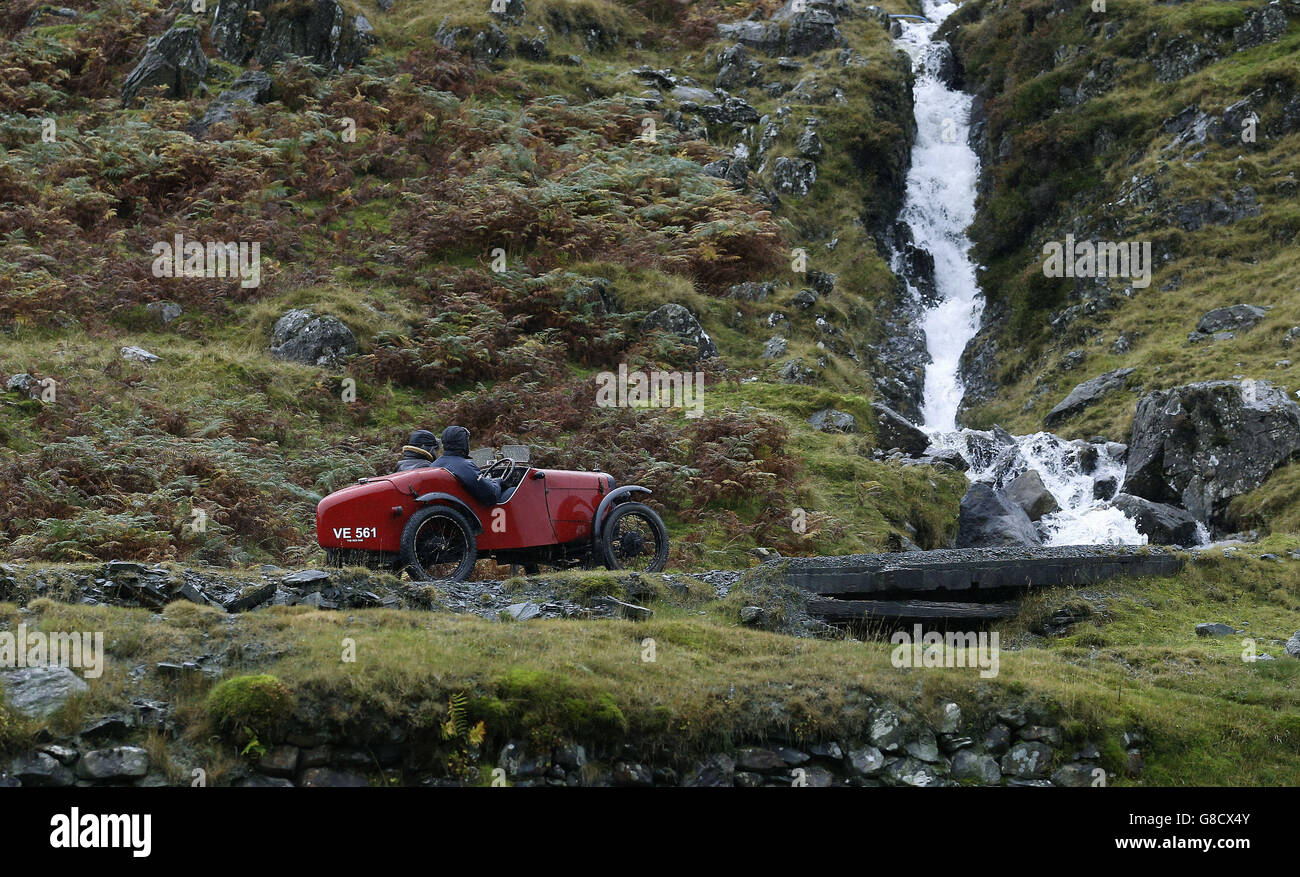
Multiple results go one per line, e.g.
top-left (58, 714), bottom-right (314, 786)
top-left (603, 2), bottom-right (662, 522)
top-left (481, 457), bottom-right (517, 483)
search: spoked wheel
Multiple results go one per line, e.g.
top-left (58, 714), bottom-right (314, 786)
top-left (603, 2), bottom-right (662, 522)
top-left (400, 506), bottom-right (478, 582)
top-left (599, 502), bottom-right (669, 573)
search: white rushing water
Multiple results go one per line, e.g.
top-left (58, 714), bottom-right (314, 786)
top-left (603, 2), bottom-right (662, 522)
top-left (891, 2), bottom-right (1147, 545)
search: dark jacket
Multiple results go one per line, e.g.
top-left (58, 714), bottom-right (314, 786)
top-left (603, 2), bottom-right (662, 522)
top-left (395, 429), bottom-right (439, 472)
top-left (432, 426), bottom-right (502, 505)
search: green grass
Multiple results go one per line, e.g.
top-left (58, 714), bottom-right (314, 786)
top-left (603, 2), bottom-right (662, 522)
top-left (3, 549), bottom-right (1299, 784)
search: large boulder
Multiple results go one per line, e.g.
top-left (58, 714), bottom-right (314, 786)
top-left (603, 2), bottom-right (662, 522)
top-left (1004, 470), bottom-right (1061, 521)
top-left (956, 483), bottom-right (1042, 548)
top-left (1111, 493), bottom-right (1201, 545)
top-left (871, 402), bottom-right (928, 456)
top-left (1196, 304), bottom-right (1268, 335)
top-left (1044, 368), bottom-right (1135, 428)
top-left (641, 304), bottom-right (717, 360)
top-left (785, 9), bottom-right (843, 55)
top-left (211, 0), bottom-right (368, 70)
top-left (269, 309), bottom-right (358, 366)
top-left (1124, 380), bottom-right (1300, 526)
top-left (121, 26), bottom-right (207, 106)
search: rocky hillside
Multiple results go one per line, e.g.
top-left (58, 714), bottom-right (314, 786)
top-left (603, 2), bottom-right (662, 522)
top-left (2, 0), bottom-right (1299, 561)
top-left (0, 0), bottom-right (977, 570)
top-left (941, 0), bottom-right (1300, 532)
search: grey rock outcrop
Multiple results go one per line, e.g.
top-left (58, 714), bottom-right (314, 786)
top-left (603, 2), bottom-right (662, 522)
top-left (1124, 380), bottom-right (1300, 527)
top-left (211, 0), bottom-right (368, 70)
top-left (871, 403), bottom-right (928, 456)
top-left (121, 26), bottom-right (207, 106)
top-left (1044, 368), bottom-right (1135, 428)
top-left (641, 304), bottom-right (717, 360)
top-left (269, 309), bottom-right (358, 366)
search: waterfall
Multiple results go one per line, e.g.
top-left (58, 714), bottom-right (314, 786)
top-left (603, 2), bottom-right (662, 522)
top-left (889, 1), bottom-right (1149, 546)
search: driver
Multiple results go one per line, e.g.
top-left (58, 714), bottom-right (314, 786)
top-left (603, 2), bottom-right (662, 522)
top-left (394, 429), bottom-right (440, 471)
top-left (431, 425), bottom-right (503, 505)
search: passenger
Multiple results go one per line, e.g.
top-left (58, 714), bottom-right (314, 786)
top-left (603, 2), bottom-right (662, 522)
top-left (431, 425), bottom-right (503, 505)
top-left (395, 429), bottom-right (440, 471)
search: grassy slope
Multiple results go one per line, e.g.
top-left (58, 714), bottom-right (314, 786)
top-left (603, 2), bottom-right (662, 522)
top-left (0, 0), bottom-right (967, 569)
top-left (947, 0), bottom-right (1300, 443)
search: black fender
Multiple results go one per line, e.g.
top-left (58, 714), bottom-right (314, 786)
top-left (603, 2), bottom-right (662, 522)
top-left (414, 492), bottom-right (484, 533)
top-left (592, 486), bottom-right (651, 544)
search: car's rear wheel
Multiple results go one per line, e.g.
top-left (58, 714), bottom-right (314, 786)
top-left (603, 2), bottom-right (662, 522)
top-left (599, 502), bottom-right (669, 573)
top-left (400, 506), bottom-right (478, 582)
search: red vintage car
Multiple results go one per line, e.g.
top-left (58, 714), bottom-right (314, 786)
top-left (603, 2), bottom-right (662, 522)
top-left (316, 446), bottom-right (669, 581)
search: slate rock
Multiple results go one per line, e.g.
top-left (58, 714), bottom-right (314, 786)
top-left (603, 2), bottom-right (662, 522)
top-left (1111, 493), bottom-right (1201, 545)
top-left (122, 26), bottom-right (207, 106)
top-left (1044, 368), bottom-right (1135, 428)
top-left (0, 667), bottom-right (88, 719)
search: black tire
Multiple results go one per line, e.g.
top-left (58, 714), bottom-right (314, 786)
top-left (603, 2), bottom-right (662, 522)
top-left (400, 506), bottom-right (478, 582)
top-left (599, 502), bottom-right (669, 573)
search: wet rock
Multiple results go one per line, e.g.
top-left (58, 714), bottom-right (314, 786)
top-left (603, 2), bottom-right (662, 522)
top-left (1000, 742), bottom-right (1053, 779)
top-left (269, 309), bottom-right (358, 367)
top-left (1124, 380), bottom-right (1300, 527)
top-left (0, 667), bottom-right (88, 719)
top-left (808, 408), bottom-right (856, 433)
top-left (1044, 368), bottom-right (1135, 428)
top-left (957, 483), bottom-right (1042, 548)
top-left (1196, 304), bottom-right (1268, 335)
top-left (76, 746), bottom-right (150, 782)
top-left (1195, 622), bottom-right (1235, 637)
top-left (641, 304), bottom-right (717, 360)
top-left (1111, 494), bottom-right (1200, 545)
top-left (122, 26), bottom-right (207, 106)
top-left (871, 402), bottom-right (928, 456)
top-left (952, 750), bottom-right (1000, 785)
top-left (1004, 470), bottom-right (1061, 521)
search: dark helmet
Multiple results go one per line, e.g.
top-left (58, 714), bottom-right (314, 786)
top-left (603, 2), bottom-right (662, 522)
top-left (408, 429), bottom-right (439, 455)
top-left (441, 425), bottom-right (471, 457)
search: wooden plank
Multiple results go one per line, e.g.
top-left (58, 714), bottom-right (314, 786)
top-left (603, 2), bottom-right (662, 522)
top-left (807, 598), bottom-right (1021, 622)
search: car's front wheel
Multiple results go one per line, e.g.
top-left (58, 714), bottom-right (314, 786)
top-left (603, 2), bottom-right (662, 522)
top-left (598, 502), bottom-right (669, 573)
top-left (400, 506), bottom-right (478, 582)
